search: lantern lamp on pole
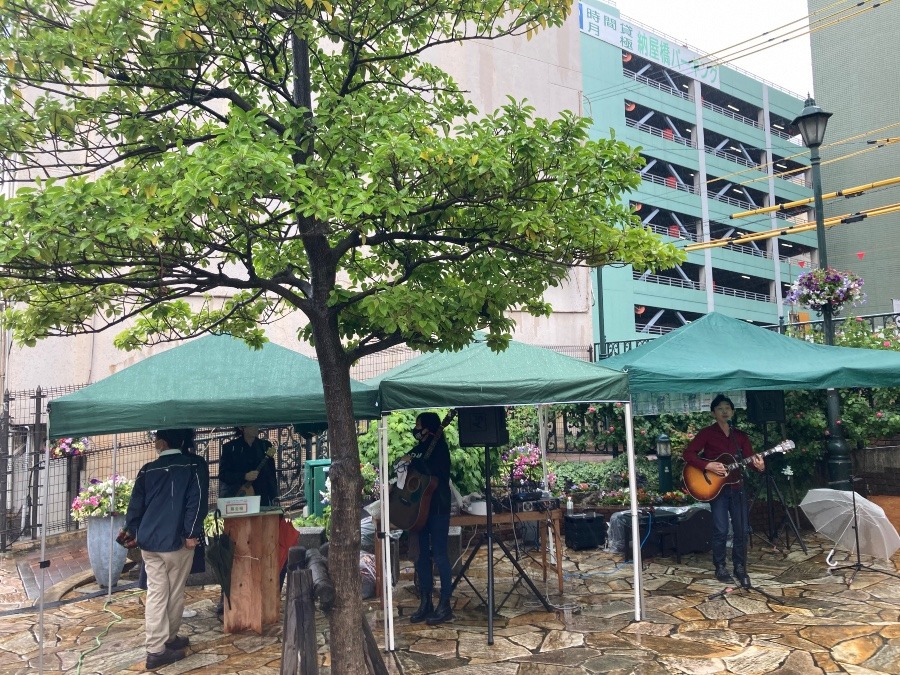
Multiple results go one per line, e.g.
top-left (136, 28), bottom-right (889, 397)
top-left (790, 97), bottom-right (851, 490)
top-left (656, 433), bottom-right (673, 493)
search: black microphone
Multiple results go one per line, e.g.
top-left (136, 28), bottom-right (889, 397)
top-left (727, 417), bottom-right (735, 429)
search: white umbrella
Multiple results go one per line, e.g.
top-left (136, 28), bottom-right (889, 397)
top-left (800, 488), bottom-right (900, 562)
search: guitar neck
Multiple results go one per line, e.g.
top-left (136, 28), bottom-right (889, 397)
top-left (725, 441), bottom-right (793, 472)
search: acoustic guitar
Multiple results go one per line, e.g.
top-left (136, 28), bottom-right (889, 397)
top-left (682, 440), bottom-right (794, 502)
top-left (237, 445), bottom-right (276, 497)
top-left (389, 410), bottom-right (457, 532)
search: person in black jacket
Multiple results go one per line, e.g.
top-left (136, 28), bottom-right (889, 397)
top-left (124, 428), bottom-right (208, 670)
top-left (218, 426), bottom-right (278, 505)
top-left (406, 412), bottom-right (453, 625)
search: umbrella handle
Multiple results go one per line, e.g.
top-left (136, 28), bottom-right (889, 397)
top-left (826, 548), bottom-right (838, 567)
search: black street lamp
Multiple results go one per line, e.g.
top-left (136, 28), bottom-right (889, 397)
top-left (656, 433), bottom-right (673, 492)
top-left (791, 97), bottom-right (852, 490)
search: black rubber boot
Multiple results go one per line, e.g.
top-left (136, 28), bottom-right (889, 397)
top-left (734, 565), bottom-right (751, 588)
top-left (410, 595), bottom-right (434, 623)
top-left (425, 597), bottom-right (453, 625)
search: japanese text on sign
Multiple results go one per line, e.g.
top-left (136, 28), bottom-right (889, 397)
top-left (578, 2), bottom-right (720, 89)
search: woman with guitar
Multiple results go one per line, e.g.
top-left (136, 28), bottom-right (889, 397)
top-left (683, 395), bottom-right (764, 588)
top-left (403, 412), bottom-right (454, 626)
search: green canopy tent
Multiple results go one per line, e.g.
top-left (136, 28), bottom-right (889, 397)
top-left (368, 335), bottom-right (629, 410)
top-left (49, 334), bottom-right (380, 437)
top-left (366, 335), bottom-right (646, 647)
top-left (37, 335), bottom-right (379, 636)
top-left (603, 312), bottom-right (900, 393)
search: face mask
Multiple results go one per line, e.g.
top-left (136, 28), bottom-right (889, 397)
top-left (412, 428), bottom-right (424, 441)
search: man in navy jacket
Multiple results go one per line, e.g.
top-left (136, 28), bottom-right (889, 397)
top-left (125, 428), bottom-right (207, 670)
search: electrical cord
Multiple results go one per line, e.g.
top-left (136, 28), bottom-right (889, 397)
top-left (74, 591), bottom-right (144, 674)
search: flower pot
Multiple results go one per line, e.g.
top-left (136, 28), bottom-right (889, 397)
top-left (86, 515), bottom-right (128, 588)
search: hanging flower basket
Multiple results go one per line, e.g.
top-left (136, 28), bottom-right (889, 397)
top-left (49, 437), bottom-right (91, 459)
top-left (786, 268), bottom-right (865, 313)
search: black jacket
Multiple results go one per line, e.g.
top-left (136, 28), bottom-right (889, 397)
top-left (218, 437), bottom-right (278, 505)
top-left (410, 435), bottom-right (451, 516)
top-left (125, 450), bottom-right (208, 552)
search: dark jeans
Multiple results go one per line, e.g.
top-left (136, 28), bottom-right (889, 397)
top-left (710, 486), bottom-right (748, 569)
top-left (415, 513), bottom-right (452, 601)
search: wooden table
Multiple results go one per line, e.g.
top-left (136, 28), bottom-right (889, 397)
top-left (374, 508), bottom-right (564, 597)
top-left (223, 511), bottom-right (282, 634)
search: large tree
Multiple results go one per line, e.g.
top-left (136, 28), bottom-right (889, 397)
top-left (0, 0), bottom-right (682, 668)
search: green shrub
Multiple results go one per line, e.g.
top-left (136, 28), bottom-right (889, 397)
top-left (357, 409), bottom-right (485, 496)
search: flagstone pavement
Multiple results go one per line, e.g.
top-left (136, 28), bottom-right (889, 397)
top-left (1, 528), bottom-right (899, 674)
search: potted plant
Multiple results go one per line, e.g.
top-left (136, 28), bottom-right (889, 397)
top-left (71, 475), bottom-right (135, 588)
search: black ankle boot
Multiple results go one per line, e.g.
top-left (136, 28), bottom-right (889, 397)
top-left (715, 565), bottom-right (734, 584)
top-left (410, 595), bottom-right (433, 623)
top-left (425, 597), bottom-right (453, 625)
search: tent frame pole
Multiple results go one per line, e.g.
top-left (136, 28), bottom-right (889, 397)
top-left (624, 402), bottom-right (645, 621)
top-left (377, 415), bottom-right (396, 651)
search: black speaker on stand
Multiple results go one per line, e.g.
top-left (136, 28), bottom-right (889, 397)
top-left (746, 390), bottom-right (785, 425)
top-left (452, 407), bottom-right (550, 645)
top-left (745, 390), bottom-right (806, 552)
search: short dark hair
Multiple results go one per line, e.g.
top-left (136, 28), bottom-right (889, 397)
top-left (155, 428), bottom-right (194, 450)
top-left (710, 394), bottom-right (734, 411)
top-left (417, 412), bottom-right (442, 433)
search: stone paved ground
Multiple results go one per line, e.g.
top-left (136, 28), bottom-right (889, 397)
top-left (1, 529), bottom-right (899, 674)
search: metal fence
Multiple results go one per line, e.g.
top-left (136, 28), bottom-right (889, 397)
top-left (0, 386), bottom-right (329, 552)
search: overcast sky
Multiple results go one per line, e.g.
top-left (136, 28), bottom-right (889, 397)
top-left (616, 0), bottom-right (814, 98)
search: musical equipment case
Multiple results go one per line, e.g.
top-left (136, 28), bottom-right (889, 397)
top-left (564, 512), bottom-right (606, 550)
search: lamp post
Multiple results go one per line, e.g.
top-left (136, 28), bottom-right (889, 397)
top-left (791, 97), bottom-right (852, 490)
top-left (656, 433), bottom-right (673, 493)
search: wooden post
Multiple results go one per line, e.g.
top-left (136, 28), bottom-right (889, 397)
top-left (305, 547), bottom-right (335, 611)
top-left (361, 612), bottom-right (389, 675)
top-left (281, 546), bottom-right (318, 675)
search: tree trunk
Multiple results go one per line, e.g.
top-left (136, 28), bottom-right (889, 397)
top-left (311, 323), bottom-right (365, 674)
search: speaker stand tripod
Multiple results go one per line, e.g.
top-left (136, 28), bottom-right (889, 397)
top-left (449, 445), bottom-right (552, 646)
top-left (828, 478), bottom-right (900, 584)
top-left (749, 422), bottom-right (806, 553)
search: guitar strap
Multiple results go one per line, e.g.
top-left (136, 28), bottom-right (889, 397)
top-left (418, 426), bottom-right (444, 462)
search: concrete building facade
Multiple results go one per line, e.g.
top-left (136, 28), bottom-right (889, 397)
top-left (808, 0), bottom-right (900, 314)
top-left (579, 1), bottom-right (816, 354)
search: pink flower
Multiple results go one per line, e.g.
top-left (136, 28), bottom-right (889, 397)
top-left (876, 412), bottom-right (884, 418)
top-left (884, 341), bottom-right (892, 347)
top-left (587, 406), bottom-right (596, 413)
top-left (608, 426), bottom-right (615, 433)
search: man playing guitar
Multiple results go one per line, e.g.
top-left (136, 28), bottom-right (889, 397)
top-left (683, 394), bottom-right (764, 588)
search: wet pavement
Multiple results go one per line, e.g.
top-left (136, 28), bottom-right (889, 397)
top-left (1, 528), bottom-right (899, 674)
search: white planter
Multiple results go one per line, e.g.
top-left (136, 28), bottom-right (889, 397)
top-left (86, 515), bottom-right (128, 588)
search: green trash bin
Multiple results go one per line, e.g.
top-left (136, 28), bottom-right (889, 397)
top-left (304, 459), bottom-right (332, 517)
